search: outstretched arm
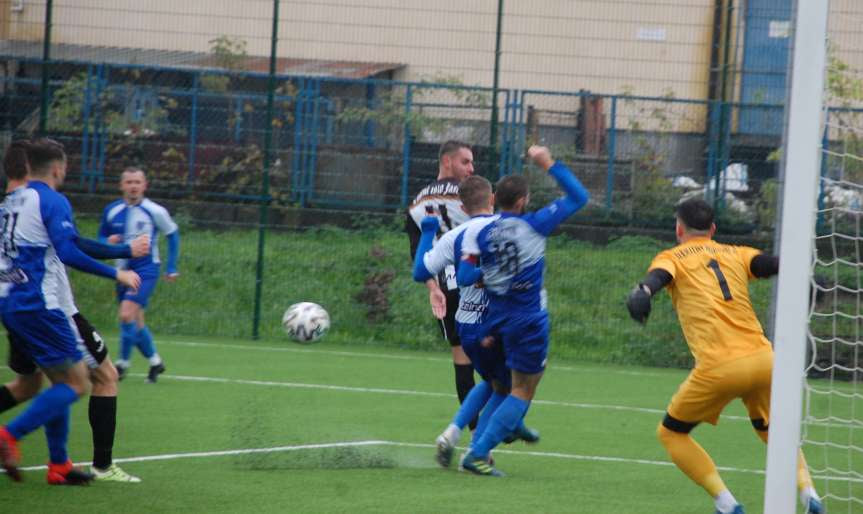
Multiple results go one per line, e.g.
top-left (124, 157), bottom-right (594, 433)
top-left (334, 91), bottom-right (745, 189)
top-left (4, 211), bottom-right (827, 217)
top-left (75, 237), bottom-right (132, 259)
top-left (626, 268), bottom-right (673, 324)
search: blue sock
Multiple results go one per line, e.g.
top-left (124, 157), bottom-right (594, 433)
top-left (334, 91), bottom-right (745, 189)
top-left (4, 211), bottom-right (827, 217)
top-left (473, 391), bottom-right (507, 444)
top-left (470, 395), bottom-right (529, 458)
top-left (135, 325), bottom-right (156, 359)
top-left (120, 322), bottom-right (137, 362)
top-left (6, 383), bottom-right (78, 440)
top-left (453, 381), bottom-right (492, 430)
top-left (43, 406), bottom-right (70, 464)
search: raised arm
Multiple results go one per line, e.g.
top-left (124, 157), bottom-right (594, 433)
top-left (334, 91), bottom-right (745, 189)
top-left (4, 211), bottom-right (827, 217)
top-left (526, 146), bottom-right (590, 236)
top-left (412, 216), bottom-right (440, 282)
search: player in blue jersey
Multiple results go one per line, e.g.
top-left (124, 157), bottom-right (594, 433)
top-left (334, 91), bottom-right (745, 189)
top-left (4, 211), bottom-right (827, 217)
top-left (0, 139), bottom-right (146, 483)
top-left (455, 145), bottom-right (589, 476)
top-left (412, 175), bottom-right (539, 469)
top-left (0, 139), bottom-right (141, 483)
top-left (99, 167), bottom-right (180, 383)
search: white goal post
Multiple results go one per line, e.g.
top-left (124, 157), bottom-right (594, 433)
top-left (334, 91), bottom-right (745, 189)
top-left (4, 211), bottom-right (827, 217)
top-left (764, 1), bottom-right (830, 513)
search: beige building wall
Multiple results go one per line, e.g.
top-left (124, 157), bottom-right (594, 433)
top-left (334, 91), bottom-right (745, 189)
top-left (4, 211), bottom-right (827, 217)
top-left (3, 0), bottom-right (861, 132)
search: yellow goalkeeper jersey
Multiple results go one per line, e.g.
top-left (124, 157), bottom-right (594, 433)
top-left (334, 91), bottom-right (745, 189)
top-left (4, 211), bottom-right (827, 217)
top-left (648, 237), bottom-right (771, 369)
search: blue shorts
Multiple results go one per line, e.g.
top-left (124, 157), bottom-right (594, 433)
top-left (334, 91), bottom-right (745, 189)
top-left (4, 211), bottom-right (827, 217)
top-left (486, 310), bottom-right (550, 374)
top-left (116, 274), bottom-right (158, 308)
top-left (1, 309), bottom-right (83, 369)
top-left (458, 322), bottom-right (510, 387)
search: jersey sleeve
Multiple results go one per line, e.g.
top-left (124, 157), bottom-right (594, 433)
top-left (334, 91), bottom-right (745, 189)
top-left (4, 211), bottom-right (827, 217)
top-left (649, 250), bottom-right (677, 279)
top-left (737, 246), bottom-right (764, 280)
top-left (422, 229), bottom-right (456, 276)
top-left (526, 197), bottom-right (578, 237)
top-left (405, 210), bottom-right (421, 260)
top-left (41, 192), bottom-right (116, 279)
top-left (151, 204), bottom-right (178, 235)
top-left (459, 221), bottom-right (482, 258)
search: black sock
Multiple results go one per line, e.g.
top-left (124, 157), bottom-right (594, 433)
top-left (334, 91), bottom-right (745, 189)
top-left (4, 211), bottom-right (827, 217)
top-left (0, 386), bottom-right (18, 413)
top-left (89, 395), bottom-right (117, 470)
top-left (454, 363), bottom-right (478, 430)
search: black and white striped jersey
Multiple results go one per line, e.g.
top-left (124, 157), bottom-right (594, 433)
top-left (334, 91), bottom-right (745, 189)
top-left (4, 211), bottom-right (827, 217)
top-left (405, 178), bottom-right (470, 292)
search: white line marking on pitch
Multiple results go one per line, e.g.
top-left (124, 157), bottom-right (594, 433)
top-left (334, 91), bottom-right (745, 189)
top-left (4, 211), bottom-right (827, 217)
top-left (134, 372), bottom-right (861, 430)
top-left (10, 439), bottom-right (860, 484)
top-left (161, 339), bottom-right (668, 377)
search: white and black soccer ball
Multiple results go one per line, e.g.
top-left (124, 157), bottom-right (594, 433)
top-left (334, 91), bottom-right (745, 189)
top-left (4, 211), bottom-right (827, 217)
top-left (282, 302), bottom-right (330, 343)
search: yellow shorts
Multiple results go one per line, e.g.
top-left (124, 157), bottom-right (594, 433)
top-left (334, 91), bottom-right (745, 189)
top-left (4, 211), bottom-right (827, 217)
top-left (667, 349), bottom-right (773, 426)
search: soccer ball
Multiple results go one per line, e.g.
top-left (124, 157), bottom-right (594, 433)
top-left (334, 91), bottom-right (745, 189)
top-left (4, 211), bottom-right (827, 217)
top-left (282, 302), bottom-right (330, 343)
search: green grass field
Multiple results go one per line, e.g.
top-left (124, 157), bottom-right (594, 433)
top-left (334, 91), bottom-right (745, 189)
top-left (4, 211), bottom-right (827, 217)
top-left (2, 334), bottom-right (859, 512)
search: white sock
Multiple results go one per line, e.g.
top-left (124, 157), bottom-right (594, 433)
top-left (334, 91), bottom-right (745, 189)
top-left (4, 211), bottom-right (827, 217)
top-left (443, 424), bottom-right (461, 445)
top-left (149, 354), bottom-right (162, 366)
top-left (800, 486), bottom-right (821, 506)
top-left (714, 490), bottom-right (739, 513)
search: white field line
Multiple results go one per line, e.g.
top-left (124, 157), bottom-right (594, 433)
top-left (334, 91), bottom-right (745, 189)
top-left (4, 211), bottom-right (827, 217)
top-left (10, 439), bottom-right (861, 484)
top-left (160, 339), bottom-right (668, 377)
top-left (138, 372), bottom-right (863, 430)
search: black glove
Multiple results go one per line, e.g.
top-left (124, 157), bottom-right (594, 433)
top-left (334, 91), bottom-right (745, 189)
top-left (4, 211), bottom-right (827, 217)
top-left (626, 285), bottom-right (652, 324)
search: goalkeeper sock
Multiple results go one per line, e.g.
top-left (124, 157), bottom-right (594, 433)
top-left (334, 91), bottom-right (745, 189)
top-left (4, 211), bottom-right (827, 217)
top-left (453, 381), bottom-right (492, 430)
top-left (470, 395), bottom-right (528, 458)
top-left (120, 322), bottom-right (137, 363)
top-left (754, 424), bottom-right (816, 493)
top-left (473, 391), bottom-right (507, 444)
top-left (714, 490), bottom-right (739, 513)
top-left (657, 424), bottom-right (727, 497)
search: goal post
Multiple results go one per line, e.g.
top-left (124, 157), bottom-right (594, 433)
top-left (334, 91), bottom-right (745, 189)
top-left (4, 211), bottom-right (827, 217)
top-left (764, 1), bottom-right (830, 513)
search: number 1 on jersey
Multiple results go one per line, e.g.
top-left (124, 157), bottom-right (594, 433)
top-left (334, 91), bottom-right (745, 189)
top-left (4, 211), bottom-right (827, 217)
top-left (707, 259), bottom-right (733, 301)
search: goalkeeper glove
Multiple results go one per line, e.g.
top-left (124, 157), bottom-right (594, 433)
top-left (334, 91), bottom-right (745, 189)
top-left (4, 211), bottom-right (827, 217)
top-left (626, 284), bottom-right (652, 324)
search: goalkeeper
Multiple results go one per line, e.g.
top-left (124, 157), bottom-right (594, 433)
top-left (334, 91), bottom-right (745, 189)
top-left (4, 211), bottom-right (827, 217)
top-left (625, 198), bottom-right (822, 514)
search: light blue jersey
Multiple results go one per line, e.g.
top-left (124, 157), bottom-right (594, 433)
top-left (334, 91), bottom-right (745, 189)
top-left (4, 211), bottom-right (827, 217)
top-left (0, 182), bottom-right (115, 313)
top-left (422, 214), bottom-right (499, 325)
top-left (99, 198), bottom-right (178, 278)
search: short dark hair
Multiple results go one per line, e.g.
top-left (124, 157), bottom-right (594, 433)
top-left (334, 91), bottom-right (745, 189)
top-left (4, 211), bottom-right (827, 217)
top-left (458, 176), bottom-right (492, 214)
top-left (122, 166), bottom-right (147, 179)
top-left (27, 138), bottom-right (66, 177)
top-left (438, 140), bottom-right (471, 161)
top-left (3, 140), bottom-right (32, 181)
top-left (495, 174), bottom-right (529, 210)
top-left (676, 198), bottom-right (714, 231)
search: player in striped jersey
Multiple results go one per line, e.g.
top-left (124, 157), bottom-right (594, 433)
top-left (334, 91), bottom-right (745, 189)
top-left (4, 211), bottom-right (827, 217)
top-left (406, 141), bottom-right (477, 424)
top-left (456, 146), bottom-right (590, 476)
top-left (411, 176), bottom-right (538, 469)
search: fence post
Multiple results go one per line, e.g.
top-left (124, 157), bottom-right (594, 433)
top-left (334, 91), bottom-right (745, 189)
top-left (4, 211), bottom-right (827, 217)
top-left (38, 0), bottom-right (54, 135)
top-left (252, 0), bottom-right (280, 340)
top-left (605, 95), bottom-right (617, 211)
top-left (187, 73), bottom-right (199, 185)
top-left (400, 84), bottom-right (413, 208)
top-left (80, 64), bottom-right (93, 186)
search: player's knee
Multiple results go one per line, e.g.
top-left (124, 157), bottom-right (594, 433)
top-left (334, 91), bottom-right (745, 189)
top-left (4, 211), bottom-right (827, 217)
top-left (658, 413), bottom-right (699, 444)
top-left (90, 360), bottom-right (118, 394)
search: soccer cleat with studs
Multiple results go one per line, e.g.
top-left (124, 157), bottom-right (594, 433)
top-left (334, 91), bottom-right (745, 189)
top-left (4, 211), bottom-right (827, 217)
top-left (435, 434), bottom-right (455, 468)
top-left (503, 425), bottom-right (540, 445)
top-left (46, 460), bottom-right (95, 485)
top-left (91, 463), bottom-right (142, 483)
top-left (0, 426), bottom-right (21, 482)
top-left (459, 451), bottom-right (505, 477)
top-left (715, 505), bottom-right (745, 514)
top-left (147, 363), bottom-right (166, 383)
